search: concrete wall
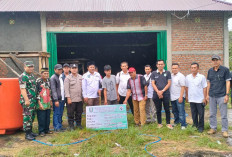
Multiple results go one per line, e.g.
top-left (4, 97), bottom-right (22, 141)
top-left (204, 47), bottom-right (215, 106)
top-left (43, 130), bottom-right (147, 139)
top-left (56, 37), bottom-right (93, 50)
top-left (0, 12), bottom-right (42, 51)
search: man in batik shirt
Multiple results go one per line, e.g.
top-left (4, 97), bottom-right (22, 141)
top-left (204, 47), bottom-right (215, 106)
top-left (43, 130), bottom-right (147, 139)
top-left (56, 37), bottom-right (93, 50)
top-left (36, 68), bottom-right (53, 137)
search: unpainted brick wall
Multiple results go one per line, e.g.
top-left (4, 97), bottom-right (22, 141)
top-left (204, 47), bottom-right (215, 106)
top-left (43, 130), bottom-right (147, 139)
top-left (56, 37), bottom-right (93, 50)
top-left (172, 12), bottom-right (224, 51)
top-left (172, 54), bottom-right (224, 77)
top-left (46, 12), bottom-right (167, 27)
top-left (0, 58), bottom-right (8, 78)
top-left (171, 11), bottom-right (225, 77)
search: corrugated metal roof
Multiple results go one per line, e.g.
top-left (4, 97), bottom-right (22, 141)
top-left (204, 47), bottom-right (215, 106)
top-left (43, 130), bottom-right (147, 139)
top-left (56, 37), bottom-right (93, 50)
top-left (0, 0), bottom-right (232, 12)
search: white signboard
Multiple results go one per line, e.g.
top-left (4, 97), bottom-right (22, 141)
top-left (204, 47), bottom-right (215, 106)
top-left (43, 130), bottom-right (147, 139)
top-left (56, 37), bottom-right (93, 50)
top-left (86, 104), bottom-right (128, 130)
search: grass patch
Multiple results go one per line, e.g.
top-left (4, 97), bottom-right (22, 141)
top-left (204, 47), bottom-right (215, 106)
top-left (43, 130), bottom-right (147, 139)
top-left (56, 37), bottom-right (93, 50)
top-left (168, 151), bottom-right (181, 157)
top-left (17, 148), bottom-right (38, 156)
top-left (197, 136), bottom-right (230, 151)
top-left (10, 105), bottom-right (232, 157)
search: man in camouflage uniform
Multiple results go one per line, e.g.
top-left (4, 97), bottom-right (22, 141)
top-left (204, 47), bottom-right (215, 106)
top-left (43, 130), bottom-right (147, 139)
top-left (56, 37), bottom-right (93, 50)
top-left (19, 61), bottom-right (38, 140)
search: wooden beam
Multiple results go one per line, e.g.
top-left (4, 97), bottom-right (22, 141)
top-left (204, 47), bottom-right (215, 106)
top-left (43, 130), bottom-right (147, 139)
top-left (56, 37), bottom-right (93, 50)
top-left (9, 53), bottom-right (41, 78)
top-left (0, 58), bottom-right (20, 77)
top-left (9, 53), bottom-right (25, 73)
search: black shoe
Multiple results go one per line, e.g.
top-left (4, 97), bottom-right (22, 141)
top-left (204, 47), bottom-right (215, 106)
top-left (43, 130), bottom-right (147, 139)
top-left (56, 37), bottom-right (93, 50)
top-left (45, 130), bottom-right (53, 134)
top-left (76, 125), bottom-right (83, 130)
top-left (31, 132), bottom-right (38, 137)
top-left (39, 132), bottom-right (46, 137)
top-left (198, 129), bottom-right (204, 133)
top-left (25, 133), bottom-right (35, 140)
top-left (68, 126), bottom-right (75, 131)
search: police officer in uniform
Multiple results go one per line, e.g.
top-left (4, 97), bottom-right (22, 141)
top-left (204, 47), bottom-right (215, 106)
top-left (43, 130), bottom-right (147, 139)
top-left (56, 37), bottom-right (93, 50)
top-left (64, 64), bottom-right (83, 130)
top-left (19, 61), bottom-right (38, 140)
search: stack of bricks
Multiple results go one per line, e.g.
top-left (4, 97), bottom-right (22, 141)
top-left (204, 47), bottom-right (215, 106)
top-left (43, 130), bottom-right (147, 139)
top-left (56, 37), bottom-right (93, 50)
top-left (0, 58), bottom-right (8, 78)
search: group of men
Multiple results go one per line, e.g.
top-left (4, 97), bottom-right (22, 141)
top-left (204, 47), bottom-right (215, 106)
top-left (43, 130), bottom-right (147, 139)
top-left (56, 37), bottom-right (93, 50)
top-left (19, 54), bottom-right (231, 141)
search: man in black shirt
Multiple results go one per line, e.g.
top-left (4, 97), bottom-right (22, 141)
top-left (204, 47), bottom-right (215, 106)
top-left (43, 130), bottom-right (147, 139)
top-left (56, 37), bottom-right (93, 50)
top-left (151, 60), bottom-right (173, 129)
top-left (206, 55), bottom-right (231, 138)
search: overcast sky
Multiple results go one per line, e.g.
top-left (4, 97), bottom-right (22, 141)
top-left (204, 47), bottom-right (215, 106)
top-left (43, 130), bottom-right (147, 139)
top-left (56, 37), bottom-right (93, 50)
top-left (229, 19), bottom-right (232, 31)
top-left (225, 0), bottom-right (232, 30)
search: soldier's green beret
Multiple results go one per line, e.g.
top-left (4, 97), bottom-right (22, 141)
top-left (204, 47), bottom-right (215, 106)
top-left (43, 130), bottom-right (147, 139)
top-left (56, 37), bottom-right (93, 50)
top-left (41, 68), bottom-right (49, 73)
top-left (24, 61), bottom-right (34, 67)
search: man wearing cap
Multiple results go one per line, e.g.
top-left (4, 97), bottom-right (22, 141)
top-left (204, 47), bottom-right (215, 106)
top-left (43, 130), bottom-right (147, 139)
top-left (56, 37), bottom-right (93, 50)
top-left (19, 61), bottom-right (38, 140)
top-left (61, 63), bottom-right (70, 82)
top-left (116, 61), bottom-right (134, 115)
top-left (123, 67), bottom-right (147, 126)
top-left (50, 64), bottom-right (64, 132)
top-left (102, 65), bottom-right (119, 105)
top-left (151, 60), bottom-right (173, 129)
top-left (36, 68), bottom-right (53, 136)
top-left (82, 61), bottom-right (102, 106)
top-left (207, 55), bottom-right (231, 138)
top-left (64, 64), bottom-right (83, 130)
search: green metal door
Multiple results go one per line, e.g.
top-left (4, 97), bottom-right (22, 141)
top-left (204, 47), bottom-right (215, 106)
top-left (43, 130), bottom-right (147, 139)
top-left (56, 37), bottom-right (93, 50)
top-left (157, 31), bottom-right (167, 69)
top-left (46, 31), bottom-right (168, 75)
top-left (47, 32), bottom-right (58, 76)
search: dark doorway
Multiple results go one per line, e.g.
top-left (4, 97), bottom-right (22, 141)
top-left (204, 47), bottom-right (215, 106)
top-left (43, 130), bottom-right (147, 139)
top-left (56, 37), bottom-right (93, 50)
top-left (56, 32), bottom-right (157, 75)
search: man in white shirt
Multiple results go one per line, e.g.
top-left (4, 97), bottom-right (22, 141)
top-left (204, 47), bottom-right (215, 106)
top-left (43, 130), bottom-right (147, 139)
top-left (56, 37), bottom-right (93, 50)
top-left (170, 63), bottom-right (187, 129)
top-left (82, 61), bottom-right (102, 106)
top-left (144, 65), bottom-right (156, 123)
top-left (116, 61), bottom-right (134, 115)
top-left (186, 62), bottom-right (207, 133)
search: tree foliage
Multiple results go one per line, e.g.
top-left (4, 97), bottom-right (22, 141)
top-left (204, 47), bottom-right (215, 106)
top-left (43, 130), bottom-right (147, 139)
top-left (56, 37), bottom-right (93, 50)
top-left (229, 31), bottom-right (232, 70)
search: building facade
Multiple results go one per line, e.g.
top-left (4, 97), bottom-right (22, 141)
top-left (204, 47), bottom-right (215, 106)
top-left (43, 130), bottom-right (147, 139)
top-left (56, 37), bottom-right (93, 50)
top-left (0, 0), bottom-right (231, 77)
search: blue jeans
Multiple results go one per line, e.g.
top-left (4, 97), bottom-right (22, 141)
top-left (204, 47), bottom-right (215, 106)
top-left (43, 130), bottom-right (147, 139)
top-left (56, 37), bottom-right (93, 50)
top-left (53, 100), bottom-right (65, 130)
top-left (171, 98), bottom-right (187, 127)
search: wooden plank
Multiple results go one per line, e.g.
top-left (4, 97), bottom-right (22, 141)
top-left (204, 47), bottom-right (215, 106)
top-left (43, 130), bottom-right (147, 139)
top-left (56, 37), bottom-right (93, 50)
top-left (0, 52), bottom-right (50, 58)
top-left (0, 51), bottom-right (45, 53)
top-left (16, 54), bottom-right (41, 57)
top-left (0, 55), bottom-right (10, 58)
top-left (9, 53), bottom-right (25, 73)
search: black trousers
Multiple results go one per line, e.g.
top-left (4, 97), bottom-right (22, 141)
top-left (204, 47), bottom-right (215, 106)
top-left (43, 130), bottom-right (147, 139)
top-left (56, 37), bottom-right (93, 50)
top-left (67, 101), bottom-right (83, 127)
top-left (190, 102), bottom-right (205, 130)
top-left (119, 95), bottom-right (134, 115)
top-left (37, 109), bottom-right (51, 134)
top-left (153, 94), bottom-right (170, 124)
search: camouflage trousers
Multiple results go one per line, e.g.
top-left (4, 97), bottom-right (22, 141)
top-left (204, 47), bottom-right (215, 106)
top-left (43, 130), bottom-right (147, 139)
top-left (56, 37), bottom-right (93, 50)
top-left (22, 103), bottom-right (36, 131)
